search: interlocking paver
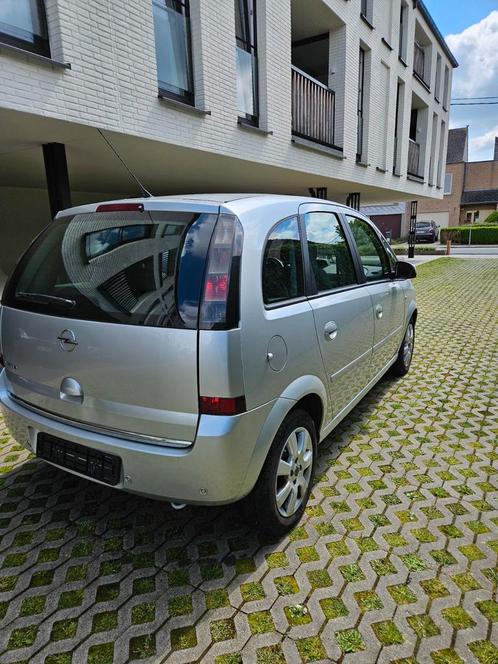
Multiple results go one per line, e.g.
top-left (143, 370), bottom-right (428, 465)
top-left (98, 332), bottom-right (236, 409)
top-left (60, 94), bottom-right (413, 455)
top-left (0, 257), bottom-right (497, 663)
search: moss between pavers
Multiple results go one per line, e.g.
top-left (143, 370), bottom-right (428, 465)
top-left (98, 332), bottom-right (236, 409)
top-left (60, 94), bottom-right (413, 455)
top-left (210, 618), bottom-right (236, 642)
top-left (29, 570), bottom-right (54, 588)
top-left (451, 571), bottom-right (480, 592)
top-left (400, 554), bottom-right (427, 572)
top-left (50, 618), bottom-right (78, 642)
top-left (458, 544), bottom-right (485, 561)
top-left (265, 552), bottom-right (289, 569)
top-left (274, 575), bottom-right (299, 595)
top-left (407, 614), bottom-right (440, 638)
top-left (430, 648), bottom-right (464, 664)
top-left (171, 626), bottom-right (197, 651)
top-left (297, 545), bottom-right (319, 563)
top-left (339, 563), bottom-right (365, 582)
top-left (383, 533), bottom-right (408, 548)
top-left (167, 569), bottom-right (190, 586)
top-left (441, 606), bottom-right (475, 630)
top-left (129, 634), bottom-right (156, 660)
top-left (476, 599), bottom-right (498, 622)
top-left (296, 636), bottom-right (327, 662)
top-left (58, 590), bottom-right (84, 610)
top-left (335, 628), bottom-right (366, 653)
top-left (370, 558), bottom-right (397, 576)
top-left (420, 578), bottom-right (450, 599)
top-left (7, 625), bottom-right (38, 649)
top-left (206, 588), bottom-right (230, 609)
top-left (2, 552), bottom-right (27, 568)
top-left (387, 584), bottom-right (417, 605)
top-left (235, 557), bottom-right (256, 575)
top-left (45, 652), bottom-right (72, 664)
top-left (133, 576), bottom-right (155, 595)
top-left (372, 620), bottom-right (404, 646)
top-left (248, 610), bottom-right (275, 634)
top-left (285, 604), bottom-right (311, 626)
top-left (215, 654), bottom-right (242, 664)
top-left (430, 550), bottom-right (457, 567)
top-left (307, 569), bottom-right (332, 588)
top-left (20, 594), bottom-right (46, 616)
top-left (468, 640), bottom-right (498, 664)
top-left (320, 597), bottom-right (348, 620)
top-left (92, 611), bottom-right (118, 633)
top-left (241, 581), bottom-right (265, 602)
top-left (256, 644), bottom-right (286, 664)
top-left (65, 564), bottom-right (87, 583)
top-left (95, 583), bottom-right (120, 603)
top-left (355, 590), bottom-right (383, 612)
top-left (131, 602), bottom-right (155, 625)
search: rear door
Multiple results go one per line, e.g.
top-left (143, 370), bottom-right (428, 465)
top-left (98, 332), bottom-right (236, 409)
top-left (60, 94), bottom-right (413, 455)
top-left (1, 207), bottom-right (218, 444)
top-left (344, 214), bottom-right (405, 377)
top-left (300, 205), bottom-right (374, 418)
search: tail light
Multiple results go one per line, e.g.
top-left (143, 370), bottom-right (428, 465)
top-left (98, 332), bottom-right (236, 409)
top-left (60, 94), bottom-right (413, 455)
top-left (199, 395), bottom-right (246, 416)
top-left (199, 215), bottom-right (243, 330)
top-left (96, 203), bottom-right (144, 213)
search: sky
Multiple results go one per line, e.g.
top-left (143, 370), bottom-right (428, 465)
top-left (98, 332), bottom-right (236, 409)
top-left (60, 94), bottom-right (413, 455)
top-left (423, 0), bottom-right (498, 162)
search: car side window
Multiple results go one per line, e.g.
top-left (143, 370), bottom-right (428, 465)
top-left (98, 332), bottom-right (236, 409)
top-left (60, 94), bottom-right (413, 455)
top-left (304, 212), bottom-right (357, 292)
top-left (346, 215), bottom-right (392, 282)
top-left (262, 217), bottom-right (304, 304)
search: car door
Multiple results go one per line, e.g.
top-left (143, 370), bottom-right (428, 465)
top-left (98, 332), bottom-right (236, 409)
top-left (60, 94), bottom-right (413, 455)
top-left (344, 214), bottom-right (405, 378)
top-left (300, 206), bottom-right (375, 419)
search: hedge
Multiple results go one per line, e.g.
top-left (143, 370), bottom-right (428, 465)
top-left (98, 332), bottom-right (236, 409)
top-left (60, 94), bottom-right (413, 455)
top-left (483, 210), bottom-right (498, 225)
top-left (440, 225), bottom-right (498, 245)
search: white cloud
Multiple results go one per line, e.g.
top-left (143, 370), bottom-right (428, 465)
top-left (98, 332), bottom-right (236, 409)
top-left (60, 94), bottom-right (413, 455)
top-left (469, 125), bottom-right (498, 153)
top-left (446, 11), bottom-right (498, 98)
top-left (445, 12), bottom-right (498, 160)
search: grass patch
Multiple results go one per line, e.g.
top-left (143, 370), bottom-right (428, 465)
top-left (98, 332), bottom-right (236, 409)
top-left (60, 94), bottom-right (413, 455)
top-left (430, 648), bottom-right (464, 664)
top-left (451, 571), bottom-right (480, 592)
top-left (210, 618), bottom-right (236, 642)
top-left (87, 643), bottom-right (114, 664)
top-left (248, 610), bottom-right (275, 634)
top-left (92, 611), bottom-right (118, 633)
top-left (256, 644), bottom-right (286, 664)
top-left (296, 636), bottom-right (326, 662)
top-left (320, 597), bottom-right (348, 619)
top-left (420, 578), bottom-right (449, 599)
top-left (51, 618), bottom-right (78, 642)
top-left (20, 595), bottom-right (46, 616)
top-left (206, 588), bottom-right (230, 609)
top-left (274, 575), bottom-right (299, 595)
top-left (355, 590), bottom-right (383, 612)
top-left (407, 614), bottom-right (440, 638)
top-left (307, 569), bottom-right (332, 588)
top-left (131, 602), bottom-right (155, 625)
top-left (476, 599), bottom-right (498, 622)
top-left (7, 625), bottom-right (38, 649)
top-left (387, 584), bottom-right (417, 605)
top-left (468, 640), bottom-right (498, 664)
top-left (297, 546), bottom-right (319, 563)
top-left (95, 583), bottom-right (119, 602)
top-left (133, 576), bottom-right (155, 595)
top-left (340, 563), bottom-right (365, 582)
top-left (372, 620), bottom-right (404, 646)
top-left (169, 594), bottom-right (193, 616)
top-left (441, 606), bottom-right (475, 630)
top-left (58, 589), bottom-right (84, 609)
top-left (171, 626), bottom-right (197, 650)
top-left (235, 557), bottom-right (256, 575)
top-left (285, 603), bottom-right (311, 626)
top-left (241, 581), bottom-right (265, 602)
top-left (335, 628), bottom-right (365, 653)
top-left (265, 552), bottom-right (289, 569)
top-left (129, 634), bottom-right (156, 660)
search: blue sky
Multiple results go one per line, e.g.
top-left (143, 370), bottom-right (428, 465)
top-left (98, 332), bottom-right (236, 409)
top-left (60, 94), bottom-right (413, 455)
top-left (423, 1), bottom-right (498, 161)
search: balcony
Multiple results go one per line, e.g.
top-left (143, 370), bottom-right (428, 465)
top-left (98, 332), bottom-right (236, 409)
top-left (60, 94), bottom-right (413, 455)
top-left (407, 138), bottom-right (421, 178)
top-left (291, 65), bottom-right (336, 149)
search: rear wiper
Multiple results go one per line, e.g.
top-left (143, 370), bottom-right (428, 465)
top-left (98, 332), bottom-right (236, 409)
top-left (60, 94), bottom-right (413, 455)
top-left (16, 292), bottom-right (75, 309)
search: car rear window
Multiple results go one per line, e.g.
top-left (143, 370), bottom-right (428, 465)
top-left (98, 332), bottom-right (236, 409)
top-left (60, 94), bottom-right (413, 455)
top-left (3, 210), bottom-right (218, 329)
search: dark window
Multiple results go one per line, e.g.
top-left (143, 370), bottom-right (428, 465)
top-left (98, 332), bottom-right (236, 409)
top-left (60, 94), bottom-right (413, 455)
top-left (262, 217), bottom-right (304, 304)
top-left (357, 48), bottom-right (365, 161)
top-left (4, 211), bottom-right (218, 329)
top-left (304, 212), bottom-right (357, 292)
top-left (235, 0), bottom-right (258, 124)
top-left (153, 0), bottom-right (194, 104)
top-left (346, 216), bottom-right (392, 282)
top-left (0, 0), bottom-right (50, 57)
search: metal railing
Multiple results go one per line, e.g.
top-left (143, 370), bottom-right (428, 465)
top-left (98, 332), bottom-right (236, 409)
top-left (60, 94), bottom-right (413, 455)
top-left (413, 42), bottom-right (425, 81)
top-left (291, 65), bottom-right (336, 148)
top-left (408, 138), bottom-right (421, 177)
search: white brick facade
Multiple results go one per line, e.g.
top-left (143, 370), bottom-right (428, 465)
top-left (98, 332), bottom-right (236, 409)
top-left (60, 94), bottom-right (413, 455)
top-left (0, 0), bottom-right (456, 260)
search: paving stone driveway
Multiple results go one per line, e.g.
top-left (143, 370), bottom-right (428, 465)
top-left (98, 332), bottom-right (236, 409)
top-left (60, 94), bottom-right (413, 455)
top-left (0, 258), bottom-right (497, 664)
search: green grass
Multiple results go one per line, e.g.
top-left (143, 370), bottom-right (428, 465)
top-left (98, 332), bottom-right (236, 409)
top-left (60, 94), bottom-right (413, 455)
top-left (171, 626), bottom-right (197, 650)
top-left (296, 636), bottom-right (327, 662)
top-left (7, 625), bottom-right (38, 649)
top-left (248, 610), bottom-right (275, 634)
top-left (441, 606), bottom-right (475, 630)
top-left (340, 563), bottom-right (365, 582)
top-left (256, 644), bottom-right (286, 664)
top-left (387, 584), bottom-right (417, 605)
top-left (51, 618), bottom-right (78, 642)
top-left (335, 628), bottom-right (366, 653)
top-left (407, 614), bottom-right (440, 638)
top-left (133, 576), bottom-right (155, 595)
top-left (355, 590), bottom-right (383, 612)
top-left (210, 618), bottom-right (236, 642)
top-left (266, 552), bottom-right (289, 568)
top-left (131, 602), bottom-right (155, 625)
top-left (87, 643), bottom-right (114, 664)
top-left (241, 581), bottom-right (265, 602)
top-left (476, 600), bottom-right (498, 622)
top-left (206, 588), bottom-right (230, 609)
top-left (307, 569), bottom-right (332, 588)
top-left (274, 575), bottom-right (299, 595)
top-left (92, 611), bottom-right (118, 633)
top-left (320, 597), bottom-right (348, 620)
top-left (58, 589), bottom-right (84, 609)
top-left (468, 640), bottom-right (498, 664)
top-left (20, 595), bottom-right (46, 616)
top-left (285, 603), bottom-right (311, 626)
top-left (129, 634), bottom-right (156, 660)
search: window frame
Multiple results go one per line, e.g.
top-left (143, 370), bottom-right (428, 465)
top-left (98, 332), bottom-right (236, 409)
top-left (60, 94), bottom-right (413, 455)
top-left (153, 0), bottom-right (195, 106)
top-left (343, 213), bottom-right (395, 284)
top-left (261, 215), bottom-right (307, 309)
top-left (235, 0), bottom-right (259, 126)
top-left (301, 211), bottom-right (361, 298)
top-left (443, 172), bottom-right (453, 195)
top-left (0, 0), bottom-right (50, 57)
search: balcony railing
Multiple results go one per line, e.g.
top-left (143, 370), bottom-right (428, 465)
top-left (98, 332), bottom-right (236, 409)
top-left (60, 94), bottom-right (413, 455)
top-left (413, 42), bottom-right (425, 82)
top-left (291, 65), bottom-right (336, 148)
top-left (408, 138), bottom-right (421, 177)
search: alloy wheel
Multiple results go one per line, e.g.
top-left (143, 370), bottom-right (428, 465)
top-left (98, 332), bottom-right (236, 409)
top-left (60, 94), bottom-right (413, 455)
top-left (275, 427), bottom-right (313, 517)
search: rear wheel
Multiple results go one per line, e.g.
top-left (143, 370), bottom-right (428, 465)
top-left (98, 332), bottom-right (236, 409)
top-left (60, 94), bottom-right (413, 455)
top-left (390, 319), bottom-right (415, 377)
top-left (246, 409), bottom-right (317, 537)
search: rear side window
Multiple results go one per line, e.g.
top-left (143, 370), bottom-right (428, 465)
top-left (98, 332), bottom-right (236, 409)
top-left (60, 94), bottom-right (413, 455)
top-left (346, 215), bottom-right (392, 282)
top-left (3, 210), bottom-right (217, 329)
top-left (262, 217), bottom-right (304, 304)
top-left (304, 212), bottom-right (357, 292)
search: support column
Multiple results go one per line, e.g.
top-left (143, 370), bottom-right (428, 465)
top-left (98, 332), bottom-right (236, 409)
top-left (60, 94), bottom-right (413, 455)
top-left (42, 143), bottom-right (71, 218)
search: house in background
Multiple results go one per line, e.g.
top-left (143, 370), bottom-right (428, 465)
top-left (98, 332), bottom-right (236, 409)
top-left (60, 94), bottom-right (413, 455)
top-left (417, 129), bottom-right (498, 228)
top-left (359, 202), bottom-right (408, 239)
top-left (0, 0), bottom-right (457, 276)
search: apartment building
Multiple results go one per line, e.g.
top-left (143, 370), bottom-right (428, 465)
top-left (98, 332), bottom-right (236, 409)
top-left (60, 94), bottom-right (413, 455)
top-left (418, 130), bottom-right (498, 228)
top-left (0, 0), bottom-right (457, 277)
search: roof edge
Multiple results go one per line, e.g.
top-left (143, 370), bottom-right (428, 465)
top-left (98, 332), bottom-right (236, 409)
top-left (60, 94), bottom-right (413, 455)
top-left (416, 0), bottom-right (459, 68)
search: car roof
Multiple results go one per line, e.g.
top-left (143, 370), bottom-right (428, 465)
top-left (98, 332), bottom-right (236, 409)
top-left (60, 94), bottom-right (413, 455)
top-left (56, 193), bottom-right (355, 220)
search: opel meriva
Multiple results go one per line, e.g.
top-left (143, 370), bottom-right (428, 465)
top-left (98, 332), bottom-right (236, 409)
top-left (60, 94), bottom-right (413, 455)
top-left (0, 195), bottom-right (417, 534)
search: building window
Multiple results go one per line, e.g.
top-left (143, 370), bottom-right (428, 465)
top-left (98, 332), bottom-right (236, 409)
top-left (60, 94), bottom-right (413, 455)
top-left (235, 0), bottom-right (258, 124)
top-left (398, 1), bottom-right (408, 62)
top-left (153, 0), bottom-right (194, 104)
top-left (435, 53), bottom-right (442, 101)
top-left (0, 0), bottom-right (50, 57)
top-left (357, 47), bottom-right (366, 162)
top-left (360, 0), bottom-right (372, 24)
top-left (442, 65), bottom-right (449, 110)
top-left (444, 172), bottom-right (452, 194)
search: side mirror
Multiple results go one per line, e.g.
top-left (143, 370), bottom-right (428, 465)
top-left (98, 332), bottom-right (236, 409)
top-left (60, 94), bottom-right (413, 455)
top-left (395, 260), bottom-right (417, 280)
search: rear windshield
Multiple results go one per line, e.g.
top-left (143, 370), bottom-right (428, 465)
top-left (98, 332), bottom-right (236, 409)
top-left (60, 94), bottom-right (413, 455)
top-left (416, 222), bottom-right (431, 228)
top-left (3, 210), bottom-right (217, 328)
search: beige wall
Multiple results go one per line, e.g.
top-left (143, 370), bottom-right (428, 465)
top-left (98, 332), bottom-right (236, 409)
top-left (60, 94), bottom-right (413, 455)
top-left (459, 204), bottom-right (498, 225)
top-left (465, 161), bottom-right (498, 191)
top-left (416, 162), bottom-right (464, 226)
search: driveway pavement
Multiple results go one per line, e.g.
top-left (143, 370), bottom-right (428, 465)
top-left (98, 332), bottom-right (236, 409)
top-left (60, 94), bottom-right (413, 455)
top-left (0, 258), bottom-right (497, 664)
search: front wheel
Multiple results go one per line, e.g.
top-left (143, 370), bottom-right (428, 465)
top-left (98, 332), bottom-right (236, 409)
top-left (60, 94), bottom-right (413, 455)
top-left (245, 409), bottom-right (317, 537)
top-left (390, 320), bottom-right (415, 377)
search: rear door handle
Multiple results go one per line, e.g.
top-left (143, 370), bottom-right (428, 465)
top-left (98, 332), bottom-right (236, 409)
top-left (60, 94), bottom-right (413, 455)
top-left (375, 304), bottom-right (383, 319)
top-left (324, 321), bottom-right (338, 341)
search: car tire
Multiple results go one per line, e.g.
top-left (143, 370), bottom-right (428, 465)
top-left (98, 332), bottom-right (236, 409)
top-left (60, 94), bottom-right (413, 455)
top-left (390, 319), bottom-right (415, 377)
top-left (245, 409), bottom-right (317, 537)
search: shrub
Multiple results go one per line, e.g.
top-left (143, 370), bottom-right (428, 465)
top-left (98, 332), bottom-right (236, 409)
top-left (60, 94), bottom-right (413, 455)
top-left (440, 225), bottom-right (498, 245)
top-left (483, 210), bottom-right (498, 225)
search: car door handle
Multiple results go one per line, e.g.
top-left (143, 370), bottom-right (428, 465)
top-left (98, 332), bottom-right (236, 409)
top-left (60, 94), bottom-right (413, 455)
top-left (324, 321), bottom-right (338, 341)
top-left (375, 304), bottom-right (383, 319)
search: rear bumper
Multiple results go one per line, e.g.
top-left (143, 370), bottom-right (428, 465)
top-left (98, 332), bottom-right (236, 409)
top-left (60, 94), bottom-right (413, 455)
top-left (0, 372), bottom-right (275, 505)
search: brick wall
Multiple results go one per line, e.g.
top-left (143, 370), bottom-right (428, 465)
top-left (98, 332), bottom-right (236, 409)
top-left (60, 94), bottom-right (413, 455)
top-left (417, 162), bottom-right (464, 226)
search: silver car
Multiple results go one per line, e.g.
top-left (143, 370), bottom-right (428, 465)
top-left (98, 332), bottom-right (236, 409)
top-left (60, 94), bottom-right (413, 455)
top-left (0, 195), bottom-right (417, 535)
